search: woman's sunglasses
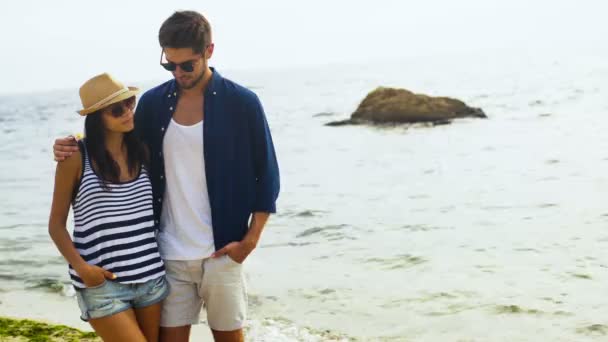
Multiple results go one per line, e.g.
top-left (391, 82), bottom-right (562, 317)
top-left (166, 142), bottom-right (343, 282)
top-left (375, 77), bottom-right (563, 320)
top-left (160, 50), bottom-right (201, 72)
top-left (107, 96), bottom-right (136, 118)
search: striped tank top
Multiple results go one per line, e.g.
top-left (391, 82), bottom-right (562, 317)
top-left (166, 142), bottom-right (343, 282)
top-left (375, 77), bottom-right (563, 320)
top-left (68, 140), bottom-right (165, 289)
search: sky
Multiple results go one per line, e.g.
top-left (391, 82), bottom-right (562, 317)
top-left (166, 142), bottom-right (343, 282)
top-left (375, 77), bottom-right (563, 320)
top-left (0, 0), bottom-right (606, 94)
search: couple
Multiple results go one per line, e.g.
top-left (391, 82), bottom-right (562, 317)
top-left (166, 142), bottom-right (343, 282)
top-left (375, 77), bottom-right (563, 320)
top-left (48, 10), bottom-right (280, 342)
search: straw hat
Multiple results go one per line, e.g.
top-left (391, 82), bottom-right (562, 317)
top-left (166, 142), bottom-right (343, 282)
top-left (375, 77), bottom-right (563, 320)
top-left (77, 73), bottom-right (140, 115)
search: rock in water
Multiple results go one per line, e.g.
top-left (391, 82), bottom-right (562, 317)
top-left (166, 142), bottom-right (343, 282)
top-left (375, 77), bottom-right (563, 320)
top-left (327, 87), bottom-right (486, 126)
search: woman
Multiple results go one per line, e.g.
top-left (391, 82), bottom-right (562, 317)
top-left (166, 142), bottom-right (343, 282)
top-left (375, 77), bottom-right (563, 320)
top-left (48, 73), bottom-right (168, 342)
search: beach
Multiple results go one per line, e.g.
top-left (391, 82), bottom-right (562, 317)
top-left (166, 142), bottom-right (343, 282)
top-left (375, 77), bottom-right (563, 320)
top-left (2, 50), bottom-right (608, 340)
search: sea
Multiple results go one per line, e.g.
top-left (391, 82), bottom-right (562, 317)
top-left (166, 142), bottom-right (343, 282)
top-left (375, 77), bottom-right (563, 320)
top-left (2, 49), bottom-right (608, 341)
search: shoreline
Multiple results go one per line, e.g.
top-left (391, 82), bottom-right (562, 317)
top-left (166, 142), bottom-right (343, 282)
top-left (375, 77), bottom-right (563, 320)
top-left (0, 289), bottom-right (210, 341)
top-left (0, 315), bottom-right (353, 342)
top-left (0, 316), bottom-right (216, 342)
top-left (0, 289), bottom-right (351, 341)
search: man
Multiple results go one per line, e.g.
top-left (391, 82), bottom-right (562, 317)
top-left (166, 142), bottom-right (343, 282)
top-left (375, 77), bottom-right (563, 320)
top-left (54, 10), bottom-right (280, 342)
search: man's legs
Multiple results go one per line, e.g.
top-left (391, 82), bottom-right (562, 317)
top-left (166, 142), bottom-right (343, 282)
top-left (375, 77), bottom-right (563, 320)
top-left (160, 257), bottom-right (247, 342)
top-left (202, 255), bottom-right (248, 342)
top-left (160, 325), bottom-right (192, 342)
top-left (160, 260), bottom-right (204, 342)
top-left (212, 329), bottom-right (244, 342)
top-left (160, 325), bottom-right (243, 342)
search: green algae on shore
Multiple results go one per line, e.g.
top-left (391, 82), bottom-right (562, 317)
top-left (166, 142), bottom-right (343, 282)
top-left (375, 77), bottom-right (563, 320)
top-left (0, 317), bottom-right (99, 342)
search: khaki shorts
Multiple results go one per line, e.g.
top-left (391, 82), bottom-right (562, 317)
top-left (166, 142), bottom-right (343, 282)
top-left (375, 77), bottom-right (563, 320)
top-left (160, 256), bottom-right (247, 331)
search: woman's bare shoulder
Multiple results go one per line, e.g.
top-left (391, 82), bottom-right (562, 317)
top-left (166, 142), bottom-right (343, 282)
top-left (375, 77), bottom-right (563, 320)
top-left (56, 147), bottom-right (82, 179)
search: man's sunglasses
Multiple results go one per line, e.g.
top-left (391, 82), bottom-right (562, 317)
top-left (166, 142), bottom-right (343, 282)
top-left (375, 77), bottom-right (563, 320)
top-left (107, 96), bottom-right (136, 118)
top-left (160, 50), bottom-right (201, 72)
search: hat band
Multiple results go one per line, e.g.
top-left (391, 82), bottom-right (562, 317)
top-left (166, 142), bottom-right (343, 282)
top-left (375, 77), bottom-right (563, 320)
top-left (87, 87), bottom-right (130, 110)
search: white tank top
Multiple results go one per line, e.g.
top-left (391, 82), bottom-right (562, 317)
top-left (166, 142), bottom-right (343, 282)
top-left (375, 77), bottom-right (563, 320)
top-left (158, 118), bottom-right (215, 260)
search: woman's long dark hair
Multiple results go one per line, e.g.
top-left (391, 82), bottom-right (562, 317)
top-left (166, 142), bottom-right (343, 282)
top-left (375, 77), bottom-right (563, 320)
top-left (84, 110), bottom-right (149, 189)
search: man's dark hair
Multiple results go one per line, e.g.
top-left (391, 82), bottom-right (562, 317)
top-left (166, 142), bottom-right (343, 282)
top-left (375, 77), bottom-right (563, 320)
top-left (159, 11), bottom-right (212, 53)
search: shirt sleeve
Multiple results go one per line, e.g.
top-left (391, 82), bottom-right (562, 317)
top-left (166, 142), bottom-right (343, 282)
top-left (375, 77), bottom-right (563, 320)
top-left (247, 94), bottom-right (280, 213)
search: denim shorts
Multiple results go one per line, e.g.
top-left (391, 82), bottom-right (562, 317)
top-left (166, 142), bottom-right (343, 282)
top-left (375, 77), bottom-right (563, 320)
top-left (75, 276), bottom-right (170, 321)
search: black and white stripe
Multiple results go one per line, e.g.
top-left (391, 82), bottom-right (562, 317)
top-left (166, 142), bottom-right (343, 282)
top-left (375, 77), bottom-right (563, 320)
top-left (69, 144), bottom-right (164, 288)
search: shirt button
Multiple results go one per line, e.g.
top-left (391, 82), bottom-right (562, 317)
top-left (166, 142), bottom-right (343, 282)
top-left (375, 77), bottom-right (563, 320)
top-left (167, 94), bottom-right (171, 98)
top-left (158, 198), bottom-right (162, 203)
top-left (213, 91), bottom-right (217, 95)
top-left (161, 127), bottom-right (165, 132)
top-left (173, 92), bottom-right (177, 96)
top-left (160, 175), bottom-right (164, 180)
top-left (155, 220), bottom-right (159, 224)
top-left (169, 106), bottom-right (174, 110)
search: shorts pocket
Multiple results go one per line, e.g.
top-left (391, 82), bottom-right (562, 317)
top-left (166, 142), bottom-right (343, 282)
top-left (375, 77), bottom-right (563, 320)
top-left (77, 284), bottom-right (121, 321)
top-left (85, 278), bottom-right (108, 290)
top-left (226, 255), bottom-right (242, 266)
top-left (89, 297), bottom-right (117, 312)
top-left (147, 276), bottom-right (168, 295)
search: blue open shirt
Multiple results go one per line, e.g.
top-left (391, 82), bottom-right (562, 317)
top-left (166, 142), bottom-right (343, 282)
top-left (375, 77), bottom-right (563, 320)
top-left (134, 68), bottom-right (280, 251)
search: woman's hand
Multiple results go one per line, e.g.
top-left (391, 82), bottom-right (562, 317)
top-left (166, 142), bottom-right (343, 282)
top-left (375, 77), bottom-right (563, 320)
top-left (77, 264), bottom-right (116, 288)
